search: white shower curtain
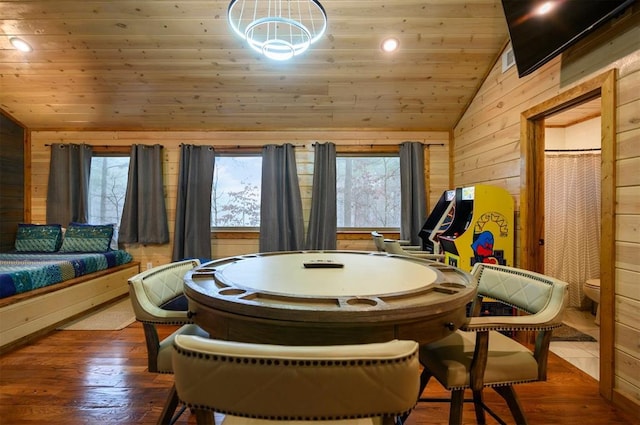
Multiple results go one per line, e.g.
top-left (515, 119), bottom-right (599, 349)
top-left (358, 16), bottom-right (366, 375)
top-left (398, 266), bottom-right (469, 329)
top-left (544, 152), bottom-right (601, 308)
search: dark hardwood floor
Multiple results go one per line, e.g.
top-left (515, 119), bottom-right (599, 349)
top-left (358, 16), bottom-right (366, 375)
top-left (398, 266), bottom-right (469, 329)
top-left (0, 322), bottom-right (635, 425)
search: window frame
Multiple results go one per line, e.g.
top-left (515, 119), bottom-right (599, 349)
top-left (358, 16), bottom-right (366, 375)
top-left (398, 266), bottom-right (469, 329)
top-left (211, 148), bottom-right (263, 232)
top-left (335, 144), bottom-right (401, 233)
top-left (88, 146), bottom-right (130, 227)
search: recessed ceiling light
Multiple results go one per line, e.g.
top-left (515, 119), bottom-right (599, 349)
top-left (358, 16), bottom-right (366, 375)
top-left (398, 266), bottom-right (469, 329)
top-left (9, 37), bottom-right (32, 52)
top-left (381, 37), bottom-right (399, 53)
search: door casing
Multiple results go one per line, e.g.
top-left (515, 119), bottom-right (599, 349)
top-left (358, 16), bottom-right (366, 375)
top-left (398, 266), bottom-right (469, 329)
top-left (519, 69), bottom-right (616, 400)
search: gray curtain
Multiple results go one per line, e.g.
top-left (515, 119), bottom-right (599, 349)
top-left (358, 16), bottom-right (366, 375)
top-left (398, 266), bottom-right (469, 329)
top-left (119, 144), bottom-right (169, 244)
top-left (306, 142), bottom-right (337, 250)
top-left (259, 144), bottom-right (304, 252)
top-left (172, 144), bottom-right (215, 261)
top-left (399, 142), bottom-right (427, 245)
top-left (46, 143), bottom-right (93, 225)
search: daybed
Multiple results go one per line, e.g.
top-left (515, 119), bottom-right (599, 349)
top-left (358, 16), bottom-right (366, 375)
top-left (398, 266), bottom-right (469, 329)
top-left (0, 223), bottom-right (140, 353)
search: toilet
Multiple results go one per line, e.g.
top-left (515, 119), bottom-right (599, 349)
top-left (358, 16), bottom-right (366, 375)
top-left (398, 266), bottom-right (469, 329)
top-left (583, 278), bottom-right (601, 326)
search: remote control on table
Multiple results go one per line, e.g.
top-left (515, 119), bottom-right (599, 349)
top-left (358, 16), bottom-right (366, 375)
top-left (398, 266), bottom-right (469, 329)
top-left (303, 259), bottom-right (344, 268)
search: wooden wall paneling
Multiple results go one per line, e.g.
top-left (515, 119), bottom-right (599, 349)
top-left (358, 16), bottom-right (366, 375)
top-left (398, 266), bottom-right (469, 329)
top-left (617, 128), bottom-right (640, 160)
top-left (616, 187), bottom-right (640, 214)
top-left (614, 350), bottom-right (640, 410)
top-left (617, 269), bottom-right (640, 302)
top-left (617, 100), bottom-right (640, 134)
top-left (0, 113), bottom-right (25, 252)
top-left (454, 62), bottom-right (561, 145)
top-left (617, 69), bottom-right (640, 106)
top-left (616, 215), bottom-right (640, 243)
top-left (616, 242), bottom-right (640, 272)
top-left (617, 157), bottom-right (640, 186)
top-left (615, 321), bottom-right (640, 358)
top-left (23, 132), bottom-right (31, 224)
top-left (427, 142), bottom-right (450, 212)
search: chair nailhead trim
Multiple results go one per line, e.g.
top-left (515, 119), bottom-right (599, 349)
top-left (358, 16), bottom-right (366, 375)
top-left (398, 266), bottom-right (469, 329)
top-left (178, 402), bottom-right (414, 421)
top-left (463, 324), bottom-right (562, 332)
top-left (174, 346), bottom-right (417, 367)
top-left (447, 379), bottom-right (537, 391)
top-left (140, 320), bottom-right (193, 325)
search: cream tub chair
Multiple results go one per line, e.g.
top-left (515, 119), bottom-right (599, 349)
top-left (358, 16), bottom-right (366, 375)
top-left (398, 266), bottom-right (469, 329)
top-left (172, 335), bottom-right (421, 425)
top-left (416, 263), bottom-right (568, 425)
top-left (128, 259), bottom-right (209, 424)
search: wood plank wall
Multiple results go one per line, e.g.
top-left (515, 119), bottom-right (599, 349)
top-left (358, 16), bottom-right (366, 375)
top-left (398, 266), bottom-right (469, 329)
top-left (452, 6), bottom-right (640, 412)
top-left (28, 130), bottom-right (449, 265)
top-left (0, 113), bottom-right (25, 252)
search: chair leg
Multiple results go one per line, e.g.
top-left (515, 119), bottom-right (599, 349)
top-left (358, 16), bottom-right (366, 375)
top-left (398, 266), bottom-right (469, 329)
top-left (194, 409), bottom-right (216, 425)
top-left (449, 389), bottom-right (465, 425)
top-left (418, 367), bottom-right (433, 397)
top-left (493, 385), bottom-right (528, 425)
top-left (472, 389), bottom-right (487, 425)
top-left (158, 384), bottom-right (179, 425)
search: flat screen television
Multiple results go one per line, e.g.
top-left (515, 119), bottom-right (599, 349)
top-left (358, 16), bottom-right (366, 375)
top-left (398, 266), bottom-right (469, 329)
top-left (501, 0), bottom-right (635, 77)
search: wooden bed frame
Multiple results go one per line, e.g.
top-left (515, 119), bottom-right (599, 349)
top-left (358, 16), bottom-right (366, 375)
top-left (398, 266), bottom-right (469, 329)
top-left (0, 261), bottom-right (140, 354)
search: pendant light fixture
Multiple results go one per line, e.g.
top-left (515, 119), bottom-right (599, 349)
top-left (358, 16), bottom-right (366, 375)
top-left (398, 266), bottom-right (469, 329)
top-left (228, 0), bottom-right (327, 61)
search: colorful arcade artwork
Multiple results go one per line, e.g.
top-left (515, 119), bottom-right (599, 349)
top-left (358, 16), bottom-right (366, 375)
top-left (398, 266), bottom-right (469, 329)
top-left (435, 185), bottom-right (514, 272)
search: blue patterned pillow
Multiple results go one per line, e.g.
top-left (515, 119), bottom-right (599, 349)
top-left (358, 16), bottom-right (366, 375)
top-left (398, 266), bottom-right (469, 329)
top-left (59, 223), bottom-right (114, 253)
top-left (14, 224), bottom-right (63, 252)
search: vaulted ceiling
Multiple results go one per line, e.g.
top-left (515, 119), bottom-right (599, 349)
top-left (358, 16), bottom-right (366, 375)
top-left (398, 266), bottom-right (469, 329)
top-left (0, 1), bottom-right (511, 131)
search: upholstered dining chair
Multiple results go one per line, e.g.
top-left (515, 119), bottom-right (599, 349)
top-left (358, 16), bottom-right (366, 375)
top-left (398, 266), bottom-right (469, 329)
top-left (383, 239), bottom-right (444, 262)
top-left (128, 259), bottom-right (209, 425)
top-left (415, 263), bottom-right (568, 425)
top-left (171, 335), bottom-right (421, 425)
top-left (371, 231), bottom-right (424, 252)
top-left (371, 231), bottom-right (388, 252)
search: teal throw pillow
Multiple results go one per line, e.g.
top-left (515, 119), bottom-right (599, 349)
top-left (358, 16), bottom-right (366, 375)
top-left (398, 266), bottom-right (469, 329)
top-left (59, 223), bottom-right (114, 253)
top-left (14, 223), bottom-right (63, 252)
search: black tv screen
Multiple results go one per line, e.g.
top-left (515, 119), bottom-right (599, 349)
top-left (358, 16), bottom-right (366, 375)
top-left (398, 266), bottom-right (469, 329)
top-left (501, 0), bottom-right (635, 77)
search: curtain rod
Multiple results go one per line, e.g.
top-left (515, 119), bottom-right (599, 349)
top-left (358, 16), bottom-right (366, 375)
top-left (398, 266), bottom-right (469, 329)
top-left (311, 142), bottom-right (445, 147)
top-left (545, 148), bottom-right (601, 152)
top-left (179, 143), bottom-right (305, 149)
top-left (44, 144), bottom-right (164, 148)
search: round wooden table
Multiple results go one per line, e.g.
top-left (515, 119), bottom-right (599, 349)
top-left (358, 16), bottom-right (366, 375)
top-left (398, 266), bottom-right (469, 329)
top-left (184, 250), bottom-right (477, 346)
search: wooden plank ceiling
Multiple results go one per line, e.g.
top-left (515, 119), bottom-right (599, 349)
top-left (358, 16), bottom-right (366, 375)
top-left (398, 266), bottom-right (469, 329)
top-left (0, 1), bottom-right (510, 131)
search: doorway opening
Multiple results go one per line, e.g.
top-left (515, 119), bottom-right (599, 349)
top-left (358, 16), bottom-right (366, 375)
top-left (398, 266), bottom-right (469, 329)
top-left (544, 99), bottom-right (602, 380)
top-left (519, 69), bottom-right (616, 400)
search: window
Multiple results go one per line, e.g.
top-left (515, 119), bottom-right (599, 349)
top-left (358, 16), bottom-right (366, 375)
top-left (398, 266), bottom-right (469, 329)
top-left (336, 155), bottom-right (401, 229)
top-left (88, 155), bottom-right (129, 226)
top-left (211, 155), bottom-right (262, 228)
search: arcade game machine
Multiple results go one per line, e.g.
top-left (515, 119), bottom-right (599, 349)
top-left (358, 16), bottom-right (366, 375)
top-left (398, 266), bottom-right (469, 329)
top-left (418, 189), bottom-right (456, 253)
top-left (437, 185), bottom-right (514, 272)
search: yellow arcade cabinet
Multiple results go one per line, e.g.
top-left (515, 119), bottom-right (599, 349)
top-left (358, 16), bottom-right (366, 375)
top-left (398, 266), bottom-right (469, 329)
top-left (437, 185), bottom-right (514, 272)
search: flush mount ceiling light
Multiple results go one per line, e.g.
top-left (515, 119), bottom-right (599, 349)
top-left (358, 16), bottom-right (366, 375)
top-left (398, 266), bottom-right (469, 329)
top-left (228, 0), bottom-right (327, 61)
top-left (9, 37), bottom-right (32, 52)
top-left (381, 37), bottom-right (399, 53)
